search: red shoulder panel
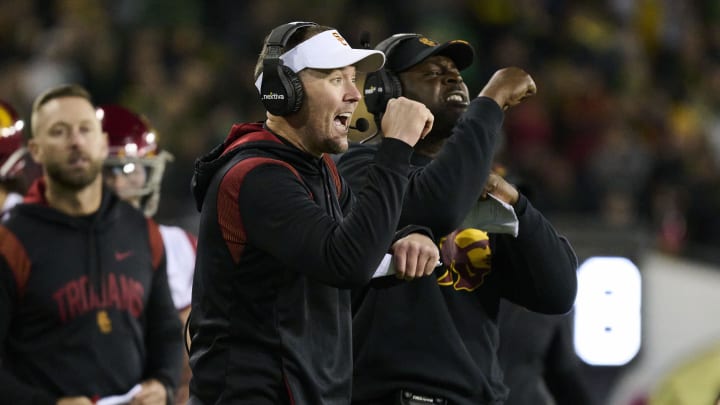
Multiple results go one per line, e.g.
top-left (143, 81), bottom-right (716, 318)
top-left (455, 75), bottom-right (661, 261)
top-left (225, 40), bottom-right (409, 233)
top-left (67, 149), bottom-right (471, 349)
top-left (0, 225), bottom-right (31, 297)
top-left (217, 157), bottom-right (306, 264)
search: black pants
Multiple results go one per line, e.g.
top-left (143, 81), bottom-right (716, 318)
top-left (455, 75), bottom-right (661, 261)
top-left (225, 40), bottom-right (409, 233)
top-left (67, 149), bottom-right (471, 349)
top-left (353, 396), bottom-right (396, 405)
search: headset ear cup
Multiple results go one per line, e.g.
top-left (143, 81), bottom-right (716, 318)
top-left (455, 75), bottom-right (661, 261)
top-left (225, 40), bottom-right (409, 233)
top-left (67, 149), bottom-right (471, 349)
top-left (282, 65), bottom-right (304, 115)
top-left (363, 71), bottom-right (383, 115)
top-left (261, 61), bottom-right (288, 116)
top-left (259, 22), bottom-right (317, 115)
top-left (363, 69), bottom-right (403, 116)
top-left (260, 64), bottom-right (303, 116)
top-left (364, 32), bottom-right (416, 115)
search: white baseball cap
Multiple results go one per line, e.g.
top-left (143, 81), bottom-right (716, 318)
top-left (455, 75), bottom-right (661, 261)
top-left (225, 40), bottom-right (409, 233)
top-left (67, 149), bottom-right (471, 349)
top-left (255, 29), bottom-right (385, 92)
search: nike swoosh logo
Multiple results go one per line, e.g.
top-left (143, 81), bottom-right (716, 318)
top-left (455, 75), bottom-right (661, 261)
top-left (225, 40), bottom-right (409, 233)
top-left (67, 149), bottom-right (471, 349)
top-left (115, 251), bottom-right (133, 261)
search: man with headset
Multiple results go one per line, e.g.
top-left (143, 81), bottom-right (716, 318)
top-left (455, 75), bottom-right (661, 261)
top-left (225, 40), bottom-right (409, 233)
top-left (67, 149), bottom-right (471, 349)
top-left (187, 22), bottom-right (439, 404)
top-left (337, 33), bottom-right (579, 404)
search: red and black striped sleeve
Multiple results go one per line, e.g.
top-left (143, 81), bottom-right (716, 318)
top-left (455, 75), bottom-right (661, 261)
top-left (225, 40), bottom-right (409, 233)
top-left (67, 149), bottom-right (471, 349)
top-left (0, 225), bottom-right (57, 405)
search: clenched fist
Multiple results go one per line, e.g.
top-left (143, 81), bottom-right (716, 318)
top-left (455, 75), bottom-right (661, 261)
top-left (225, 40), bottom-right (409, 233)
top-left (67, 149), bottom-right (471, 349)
top-left (381, 97), bottom-right (434, 147)
top-left (481, 173), bottom-right (519, 205)
top-left (479, 67), bottom-right (537, 111)
top-left (391, 232), bottom-right (440, 280)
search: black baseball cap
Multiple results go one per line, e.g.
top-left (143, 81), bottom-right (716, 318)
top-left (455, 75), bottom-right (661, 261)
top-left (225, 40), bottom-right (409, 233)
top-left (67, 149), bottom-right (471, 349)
top-left (381, 34), bottom-right (475, 73)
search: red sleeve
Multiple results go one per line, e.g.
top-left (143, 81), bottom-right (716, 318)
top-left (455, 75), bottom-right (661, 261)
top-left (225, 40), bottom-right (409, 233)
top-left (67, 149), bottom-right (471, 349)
top-left (146, 218), bottom-right (165, 271)
top-left (218, 157), bottom-right (306, 264)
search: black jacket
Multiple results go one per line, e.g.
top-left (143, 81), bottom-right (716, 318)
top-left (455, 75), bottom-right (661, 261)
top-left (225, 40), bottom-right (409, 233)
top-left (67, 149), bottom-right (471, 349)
top-left (337, 97), bottom-right (578, 404)
top-left (188, 122), bottom-right (417, 405)
top-left (0, 179), bottom-right (183, 405)
top-left (498, 301), bottom-right (595, 405)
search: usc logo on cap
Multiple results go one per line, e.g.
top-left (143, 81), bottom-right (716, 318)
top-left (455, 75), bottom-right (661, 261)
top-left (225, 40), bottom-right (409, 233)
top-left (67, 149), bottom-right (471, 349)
top-left (419, 37), bottom-right (438, 47)
top-left (332, 31), bottom-right (348, 46)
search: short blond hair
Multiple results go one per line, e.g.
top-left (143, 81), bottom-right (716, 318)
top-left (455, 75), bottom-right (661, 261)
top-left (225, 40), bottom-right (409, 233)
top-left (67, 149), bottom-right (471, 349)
top-left (31, 84), bottom-right (92, 136)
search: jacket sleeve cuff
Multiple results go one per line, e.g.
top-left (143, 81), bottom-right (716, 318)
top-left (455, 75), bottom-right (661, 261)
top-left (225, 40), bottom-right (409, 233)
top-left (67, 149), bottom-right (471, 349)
top-left (513, 193), bottom-right (529, 216)
top-left (471, 96), bottom-right (504, 128)
top-left (392, 224), bottom-right (434, 244)
top-left (374, 137), bottom-right (414, 175)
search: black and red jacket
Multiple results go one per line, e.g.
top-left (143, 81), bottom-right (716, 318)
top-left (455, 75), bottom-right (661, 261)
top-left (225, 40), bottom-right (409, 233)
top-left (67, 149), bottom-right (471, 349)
top-left (0, 179), bottom-right (183, 404)
top-left (188, 122), bottom-right (418, 404)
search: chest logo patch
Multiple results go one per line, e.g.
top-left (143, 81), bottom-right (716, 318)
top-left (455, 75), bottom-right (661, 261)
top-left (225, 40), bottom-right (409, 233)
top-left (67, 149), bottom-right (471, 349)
top-left (97, 310), bottom-right (112, 334)
top-left (114, 250), bottom-right (133, 261)
top-left (438, 228), bottom-right (491, 291)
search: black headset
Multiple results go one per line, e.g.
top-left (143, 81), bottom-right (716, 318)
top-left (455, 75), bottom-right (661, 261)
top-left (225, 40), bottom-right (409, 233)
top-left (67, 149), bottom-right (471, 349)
top-left (259, 21), bottom-right (318, 116)
top-left (363, 33), bottom-right (421, 117)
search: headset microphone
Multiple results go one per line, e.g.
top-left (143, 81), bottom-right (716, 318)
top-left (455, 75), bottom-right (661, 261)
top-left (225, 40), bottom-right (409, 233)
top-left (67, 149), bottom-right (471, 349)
top-left (350, 118), bottom-right (369, 132)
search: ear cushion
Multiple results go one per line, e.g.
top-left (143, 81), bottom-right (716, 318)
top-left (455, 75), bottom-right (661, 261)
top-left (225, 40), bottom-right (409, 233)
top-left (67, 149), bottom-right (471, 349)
top-left (282, 65), bottom-right (304, 115)
top-left (363, 69), bottom-right (402, 116)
